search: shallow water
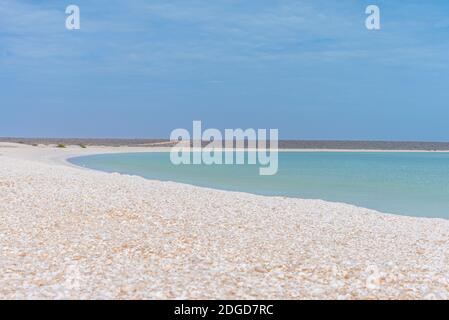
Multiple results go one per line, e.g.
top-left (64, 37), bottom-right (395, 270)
top-left (69, 152), bottom-right (449, 219)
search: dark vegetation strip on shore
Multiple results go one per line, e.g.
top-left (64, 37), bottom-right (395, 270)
top-left (2, 137), bottom-right (449, 150)
top-left (0, 138), bottom-right (169, 147)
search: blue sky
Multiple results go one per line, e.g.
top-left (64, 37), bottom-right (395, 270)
top-left (1, 0), bottom-right (449, 140)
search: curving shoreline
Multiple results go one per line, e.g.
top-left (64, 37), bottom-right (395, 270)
top-left (1, 142), bottom-right (449, 299)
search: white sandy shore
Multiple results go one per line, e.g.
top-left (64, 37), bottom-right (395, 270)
top-left (1, 142), bottom-right (449, 300)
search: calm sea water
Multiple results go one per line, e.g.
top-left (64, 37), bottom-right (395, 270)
top-left (69, 152), bottom-right (449, 219)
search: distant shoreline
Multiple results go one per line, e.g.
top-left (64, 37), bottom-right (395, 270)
top-left (2, 137), bottom-right (449, 151)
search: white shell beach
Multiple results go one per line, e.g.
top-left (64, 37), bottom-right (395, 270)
top-left (1, 142), bottom-right (449, 300)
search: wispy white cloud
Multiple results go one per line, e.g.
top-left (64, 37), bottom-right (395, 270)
top-left (1, 0), bottom-right (449, 75)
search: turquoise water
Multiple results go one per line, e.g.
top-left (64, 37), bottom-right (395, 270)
top-left (69, 152), bottom-right (449, 219)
